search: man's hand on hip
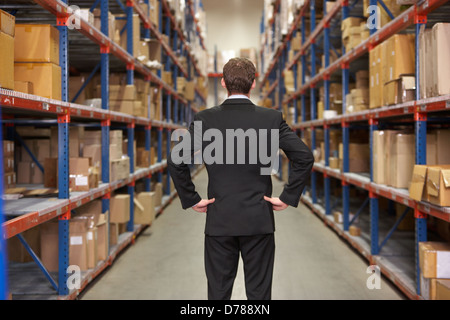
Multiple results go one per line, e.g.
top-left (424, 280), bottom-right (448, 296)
top-left (264, 196), bottom-right (288, 211)
top-left (192, 198), bottom-right (216, 213)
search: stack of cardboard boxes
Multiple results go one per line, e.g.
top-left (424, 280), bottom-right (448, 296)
top-left (419, 242), bottom-right (450, 300)
top-left (409, 130), bottom-right (450, 208)
top-left (150, 86), bottom-right (162, 120)
top-left (318, 82), bottom-right (343, 119)
top-left (338, 142), bottom-right (370, 173)
top-left (109, 130), bottom-right (131, 182)
top-left (134, 192), bottom-right (156, 225)
top-left (341, 17), bottom-right (363, 52)
top-left (369, 33), bottom-right (415, 109)
top-left (40, 200), bottom-right (107, 272)
top-left (372, 130), bottom-right (415, 189)
top-left (0, 9), bottom-right (15, 90)
top-left (38, 184), bottom-right (162, 272)
top-left (346, 70), bottom-right (370, 113)
top-left (371, 129), bottom-right (450, 193)
top-left (14, 24), bottom-right (61, 100)
top-left (3, 140), bottom-right (15, 190)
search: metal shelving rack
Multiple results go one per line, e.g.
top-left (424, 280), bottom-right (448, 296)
top-left (260, 0), bottom-right (450, 299)
top-left (0, 0), bottom-right (206, 299)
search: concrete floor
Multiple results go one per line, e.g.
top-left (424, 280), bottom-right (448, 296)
top-left (80, 169), bottom-right (406, 300)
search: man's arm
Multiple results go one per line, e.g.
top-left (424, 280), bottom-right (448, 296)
top-left (167, 115), bottom-right (202, 209)
top-left (277, 112), bottom-right (314, 207)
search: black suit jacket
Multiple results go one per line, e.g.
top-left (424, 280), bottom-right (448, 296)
top-left (168, 98), bottom-right (314, 236)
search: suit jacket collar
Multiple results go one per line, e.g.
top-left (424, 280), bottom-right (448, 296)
top-left (221, 98), bottom-right (255, 106)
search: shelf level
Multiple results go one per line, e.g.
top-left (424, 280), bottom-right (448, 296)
top-left (312, 162), bottom-right (450, 222)
top-left (290, 94), bottom-right (450, 129)
top-left (2, 162), bottom-right (168, 240)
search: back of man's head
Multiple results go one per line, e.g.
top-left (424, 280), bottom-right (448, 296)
top-left (223, 58), bottom-right (256, 95)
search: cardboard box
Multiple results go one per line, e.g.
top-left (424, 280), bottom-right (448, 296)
top-left (136, 148), bottom-right (150, 168)
top-left (85, 226), bottom-right (98, 269)
top-left (3, 140), bottom-right (14, 157)
top-left (110, 156), bottom-right (130, 182)
top-left (40, 220), bottom-right (59, 272)
top-left (97, 84), bottom-right (136, 101)
top-left (420, 23), bottom-right (450, 98)
top-left (154, 182), bottom-right (163, 207)
top-left (387, 133), bottom-right (415, 189)
top-left (14, 63), bottom-right (62, 100)
top-left (134, 192), bottom-right (156, 225)
top-left (333, 211), bottom-right (343, 224)
top-left (115, 13), bottom-right (140, 57)
top-left (162, 71), bottom-right (173, 86)
top-left (96, 211), bottom-right (109, 261)
top-left (109, 99), bottom-right (137, 114)
top-left (436, 129), bottom-right (450, 164)
top-left (148, 39), bottom-right (162, 62)
top-left (83, 144), bottom-right (102, 173)
top-left (329, 157), bottom-right (339, 169)
top-left (349, 225), bottom-right (361, 236)
top-left (339, 143), bottom-right (370, 173)
top-left (44, 158), bottom-right (58, 188)
top-left (184, 81), bottom-right (195, 101)
top-left (93, 9), bottom-right (116, 41)
top-left (431, 23), bottom-right (450, 96)
top-left (0, 31), bottom-right (14, 90)
top-left (382, 34), bottom-right (415, 84)
top-left (4, 172), bottom-right (15, 189)
top-left (372, 130), bottom-right (392, 185)
top-left (426, 165), bottom-right (450, 207)
top-left (419, 242), bottom-right (450, 279)
top-left (409, 165), bottom-right (428, 201)
top-left (84, 130), bottom-right (102, 146)
top-left (150, 0), bottom-right (159, 28)
top-left (17, 161), bottom-right (31, 184)
top-left (69, 217), bottom-right (89, 271)
top-left (110, 194), bottom-right (130, 223)
top-left (69, 75), bottom-right (89, 104)
top-left (0, 9), bottom-right (15, 37)
top-left (369, 44), bottom-right (382, 109)
top-left (30, 162), bottom-right (43, 184)
top-left (436, 279), bottom-right (450, 300)
top-left (15, 24), bottom-right (59, 64)
top-left (109, 222), bottom-right (119, 246)
top-left (4, 156), bottom-right (14, 173)
top-left (14, 80), bottom-right (33, 94)
top-left (69, 157), bottom-right (92, 192)
top-left (383, 75), bottom-right (415, 106)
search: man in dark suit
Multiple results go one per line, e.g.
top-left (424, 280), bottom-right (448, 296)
top-left (168, 58), bottom-right (314, 300)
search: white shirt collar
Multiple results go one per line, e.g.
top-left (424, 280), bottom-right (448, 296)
top-left (227, 94), bottom-right (250, 100)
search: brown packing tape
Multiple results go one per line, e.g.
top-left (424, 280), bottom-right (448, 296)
top-left (442, 170), bottom-right (450, 188)
top-left (427, 178), bottom-right (439, 197)
top-left (412, 172), bottom-right (426, 183)
top-left (134, 198), bottom-right (144, 212)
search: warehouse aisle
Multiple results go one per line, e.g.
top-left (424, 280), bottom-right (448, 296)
top-left (80, 169), bottom-right (405, 300)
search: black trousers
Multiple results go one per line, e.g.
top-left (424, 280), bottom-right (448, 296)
top-left (204, 233), bottom-right (275, 300)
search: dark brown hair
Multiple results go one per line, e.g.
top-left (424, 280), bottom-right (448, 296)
top-left (222, 58), bottom-right (256, 94)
